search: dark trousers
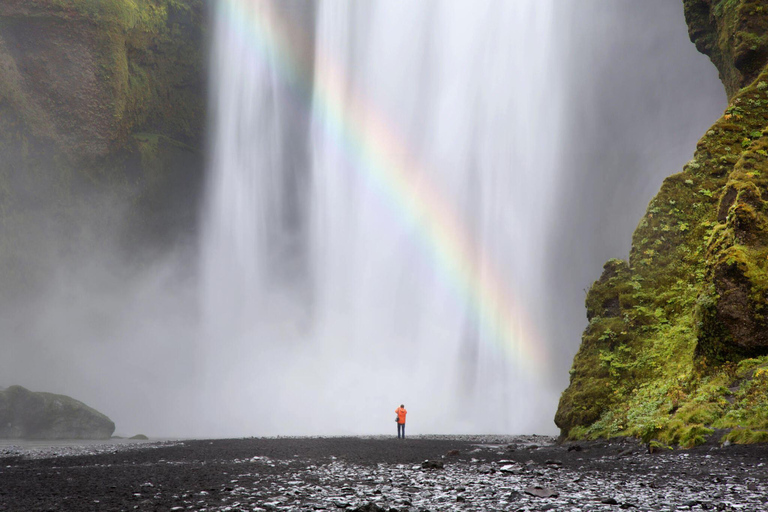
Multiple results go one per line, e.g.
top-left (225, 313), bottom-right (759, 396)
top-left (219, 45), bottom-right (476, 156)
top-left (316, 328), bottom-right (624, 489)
top-left (397, 423), bottom-right (405, 439)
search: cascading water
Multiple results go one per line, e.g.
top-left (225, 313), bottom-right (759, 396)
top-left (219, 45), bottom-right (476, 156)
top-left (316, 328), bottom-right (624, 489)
top-left (201, 0), bottom-right (563, 436)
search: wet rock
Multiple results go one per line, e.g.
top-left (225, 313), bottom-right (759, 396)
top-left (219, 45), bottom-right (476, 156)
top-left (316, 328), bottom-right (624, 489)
top-left (499, 464), bottom-right (518, 473)
top-left (352, 503), bottom-right (388, 512)
top-left (421, 460), bottom-right (444, 470)
top-left (478, 464), bottom-right (493, 474)
top-left (524, 485), bottom-right (559, 498)
top-left (602, 497), bottom-right (619, 504)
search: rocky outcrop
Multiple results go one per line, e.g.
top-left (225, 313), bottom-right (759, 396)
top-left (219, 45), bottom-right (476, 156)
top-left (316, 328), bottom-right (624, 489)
top-left (0, 385), bottom-right (115, 439)
top-left (557, 0), bottom-right (768, 446)
top-left (684, 0), bottom-right (768, 99)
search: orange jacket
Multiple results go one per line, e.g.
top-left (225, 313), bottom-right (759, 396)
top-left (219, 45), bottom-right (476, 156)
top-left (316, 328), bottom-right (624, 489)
top-left (395, 407), bottom-right (407, 424)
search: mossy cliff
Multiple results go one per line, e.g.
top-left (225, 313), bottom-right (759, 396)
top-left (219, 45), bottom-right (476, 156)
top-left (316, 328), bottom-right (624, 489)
top-left (556, 0), bottom-right (768, 447)
top-left (0, 0), bottom-right (206, 294)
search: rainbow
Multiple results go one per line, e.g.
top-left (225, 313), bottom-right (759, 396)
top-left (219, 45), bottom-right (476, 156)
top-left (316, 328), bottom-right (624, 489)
top-left (219, 0), bottom-right (548, 375)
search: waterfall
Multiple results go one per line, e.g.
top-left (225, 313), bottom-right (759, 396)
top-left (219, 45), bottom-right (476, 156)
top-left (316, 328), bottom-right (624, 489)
top-left (201, 0), bottom-right (562, 436)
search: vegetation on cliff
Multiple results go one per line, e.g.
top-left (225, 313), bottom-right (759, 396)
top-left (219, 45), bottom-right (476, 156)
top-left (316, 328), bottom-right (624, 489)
top-left (557, 0), bottom-right (768, 447)
top-left (0, 0), bottom-right (206, 295)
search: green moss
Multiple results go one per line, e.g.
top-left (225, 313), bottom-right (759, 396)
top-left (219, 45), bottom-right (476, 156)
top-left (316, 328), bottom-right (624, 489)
top-left (686, 0), bottom-right (768, 97)
top-left (647, 440), bottom-right (674, 453)
top-left (558, 41), bottom-right (768, 446)
top-left (677, 401), bottom-right (726, 425)
top-left (722, 427), bottom-right (768, 443)
top-left (655, 420), bottom-right (713, 448)
top-left (0, 0), bottom-right (206, 294)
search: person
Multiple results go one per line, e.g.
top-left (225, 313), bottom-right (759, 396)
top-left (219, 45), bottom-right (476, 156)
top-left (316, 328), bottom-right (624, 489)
top-left (395, 404), bottom-right (407, 439)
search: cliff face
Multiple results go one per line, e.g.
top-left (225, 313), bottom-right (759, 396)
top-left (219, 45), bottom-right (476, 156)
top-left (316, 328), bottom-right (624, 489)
top-left (0, 0), bottom-right (205, 158)
top-left (557, 0), bottom-right (768, 446)
top-left (684, 0), bottom-right (768, 99)
top-left (0, 0), bottom-right (206, 296)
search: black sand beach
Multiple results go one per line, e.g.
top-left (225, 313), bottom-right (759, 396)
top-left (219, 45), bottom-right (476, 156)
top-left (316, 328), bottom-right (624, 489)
top-left (1, 435), bottom-right (768, 511)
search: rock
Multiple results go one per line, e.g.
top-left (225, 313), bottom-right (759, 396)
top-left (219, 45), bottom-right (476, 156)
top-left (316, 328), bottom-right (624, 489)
top-left (524, 485), bottom-right (559, 498)
top-left (130, 434), bottom-right (149, 440)
top-left (602, 497), bottom-right (619, 504)
top-left (499, 464), bottom-right (518, 473)
top-left (446, 449), bottom-right (460, 456)
top-left (352, 504), bottom-right (388, 512)
top-left (684, 0), bottom-right (768, 99)
top-left (421, 460), bottom-right (444, 470)
top-left (0, 385), bottom-right (115, 439)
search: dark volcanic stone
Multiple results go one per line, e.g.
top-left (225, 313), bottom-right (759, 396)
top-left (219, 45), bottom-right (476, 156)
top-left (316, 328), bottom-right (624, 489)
top-left (524, 485), bottom-right (559, 498)
top-left (2, 436), bottom-right (768, 510)
top-left (353, 504), bottom-right (388, 512)
top-left (0, 385), bottom-right (115, 439)
top-left (421, 460), bottom-right (445, 470)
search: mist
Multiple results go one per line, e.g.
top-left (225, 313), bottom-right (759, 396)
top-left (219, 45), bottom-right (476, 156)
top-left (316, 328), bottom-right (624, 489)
top-left (0, 0), bottom-right (725, 438)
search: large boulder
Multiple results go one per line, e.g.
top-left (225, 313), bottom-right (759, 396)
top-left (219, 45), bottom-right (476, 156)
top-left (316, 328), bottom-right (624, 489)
top-left (0, 385), bottom-right (115, 439)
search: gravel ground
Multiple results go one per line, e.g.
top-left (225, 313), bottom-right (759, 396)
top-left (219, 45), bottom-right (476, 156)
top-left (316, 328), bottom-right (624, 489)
top-left (1, 435), bottom-right (767, 511)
